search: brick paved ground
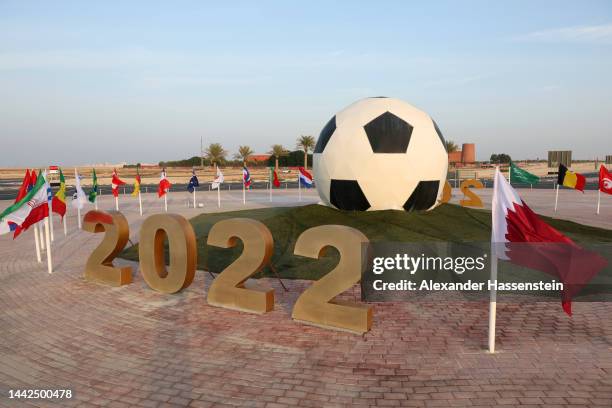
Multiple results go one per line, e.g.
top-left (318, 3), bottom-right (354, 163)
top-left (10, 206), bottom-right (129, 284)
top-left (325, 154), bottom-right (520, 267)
top-left (1, 191), bottom-right (611, 407)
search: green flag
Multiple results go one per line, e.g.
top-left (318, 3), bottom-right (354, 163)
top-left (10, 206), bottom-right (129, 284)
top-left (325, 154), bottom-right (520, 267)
top-left (510, 162), bottom-right (539, 184)
top-left (88, 168), bottom-right (98, 203)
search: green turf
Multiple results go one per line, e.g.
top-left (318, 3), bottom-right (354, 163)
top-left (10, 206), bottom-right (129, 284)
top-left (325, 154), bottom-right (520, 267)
top-left (120, 203), bottom-right (612, 280)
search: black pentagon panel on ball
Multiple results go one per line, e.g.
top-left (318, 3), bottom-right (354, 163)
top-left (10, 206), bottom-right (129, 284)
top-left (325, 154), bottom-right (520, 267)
top-left (364, 111), bottom-right (413, 153)
top-left (330, 179), bottom-right (371, 211)
top-left (403, 180), bottom-right (440, 211)
top-left (432, 119), bottom-right (446, 151)
top-left (314, 116), bottom-right (336, 154)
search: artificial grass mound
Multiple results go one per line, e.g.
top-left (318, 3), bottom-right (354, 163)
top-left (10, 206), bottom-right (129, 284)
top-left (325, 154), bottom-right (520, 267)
top-left (120, 204), bottom-right (612, 280)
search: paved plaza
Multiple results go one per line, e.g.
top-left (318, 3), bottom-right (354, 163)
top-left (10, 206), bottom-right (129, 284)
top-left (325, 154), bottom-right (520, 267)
top-left (1, 189), bottom-right (611, 407)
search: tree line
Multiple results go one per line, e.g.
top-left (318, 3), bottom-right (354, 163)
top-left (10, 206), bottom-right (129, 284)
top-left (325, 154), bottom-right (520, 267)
top-left (157, 135), bottom-right (317, 170)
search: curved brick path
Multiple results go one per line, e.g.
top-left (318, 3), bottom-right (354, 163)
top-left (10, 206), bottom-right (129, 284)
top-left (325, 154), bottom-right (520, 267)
top-left (1, 193), bottom-right (611, 407)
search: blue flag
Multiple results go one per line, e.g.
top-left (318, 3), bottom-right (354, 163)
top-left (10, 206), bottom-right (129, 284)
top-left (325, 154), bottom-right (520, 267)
top-left (187, 169), bottom-right (199, 193)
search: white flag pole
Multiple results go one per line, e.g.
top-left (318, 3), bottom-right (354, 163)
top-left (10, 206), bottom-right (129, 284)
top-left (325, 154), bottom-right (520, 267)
top-left (597, 189), bottom-right (601, 215)
top-left (63, 215), bottom-right (67, 235)
top-left (115, 195), bottom-right (119, 211)
top-left (77, 206), bottom-right (82, 229)
top-left (33, 224), bottom-right (42, 263)
top-left (138, 191), bottom-right (143, 216)
top-left (554, 184), bottom-right (559, 212)
top-left (49, 212), bottom-right (55, 242)
top-left (44, 216), bottom-right (52, 274)
top-left (488, 252), bottom-right (498, 353)
top-left (242, 180), bottom-right (246, 205)
top-left (269, 169), bottom-right (272, 202)
top-left (164, 194), bottom-right (168, 212)
top-left (46, 172), bottom-right (55, 242)
top-left (94, 194), bottom-right (98, 210)
top-left (193, 187), bottom-right (196, 208)
top-left (217, 184), bottom-right (221, 208)
top-left (40, 222), bottom-right (46, 251)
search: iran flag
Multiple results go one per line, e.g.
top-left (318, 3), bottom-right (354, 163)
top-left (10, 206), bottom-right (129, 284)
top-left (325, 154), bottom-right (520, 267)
top-left (111, 169), bottom-right (126, 197)
top-left (158, 168), bottom-right (171, 197)
top-left (492, 167), bottom-right (607, 315)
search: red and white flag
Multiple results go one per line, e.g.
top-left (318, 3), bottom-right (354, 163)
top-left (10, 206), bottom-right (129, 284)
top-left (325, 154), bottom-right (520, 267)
top-left (111, 169), bottom-right (126, 197)
top-left (158, 168), bottom-right (171, 197)
top-left (599, 165), bottom-right (612, 195)
top-left (298, 167), bottom-right (313, 187)
top-left (492, 167), bottom-right (607, 315)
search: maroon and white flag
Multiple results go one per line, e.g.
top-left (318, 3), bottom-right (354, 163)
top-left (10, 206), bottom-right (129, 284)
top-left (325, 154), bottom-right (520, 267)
top-left (492, 167), bottom-right (607, 315)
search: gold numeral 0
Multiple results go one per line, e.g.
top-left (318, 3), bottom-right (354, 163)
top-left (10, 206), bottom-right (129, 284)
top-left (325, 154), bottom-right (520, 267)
top-left (138, 214), bottom-right (197, 294)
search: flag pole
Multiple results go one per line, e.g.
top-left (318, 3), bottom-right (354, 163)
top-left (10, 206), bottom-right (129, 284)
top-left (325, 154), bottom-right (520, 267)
top-left (138, 191), bottom-right (143, 216)
top-left (46, 172), bottom-right (55, 242)
top-left (508, 164), bottom-right (511, 185)
top-left (115, 196), bottom-right (119, 211)
top-left (44, 216), bottom-right (53, 274)
top-left (94, 194), bottom-right (98, 210)
top-left (488, 252), bottom-right (498, 353)
top-left (49, 213), bottom-right (55, 242)
top-left (40, 221), bottom-right (46, 251)
top-left (63, 215), bottom-right (67, 235)
top-left (33, 223), bottom-right (42, 263)
top-left (193, 187), bottom-right (196, 208)
top-left (164, 194), bottom-right (168, 212)
top-left (217, 183), bottom-right (221, 208)
top-left (242, 179), bottom-right (246, 205)
top-left (554, 184), bottom-right (559, 212)
top-left (269, 169), bottom-right (272, 202)
top-left (597, 189), bottom-right (601, 215)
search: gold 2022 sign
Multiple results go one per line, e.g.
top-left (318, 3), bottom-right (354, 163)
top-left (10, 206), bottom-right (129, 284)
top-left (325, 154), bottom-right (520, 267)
top-left (83, 210), bottom-right (372, 334)
top-left (82, 183), bottom-right (481, 334)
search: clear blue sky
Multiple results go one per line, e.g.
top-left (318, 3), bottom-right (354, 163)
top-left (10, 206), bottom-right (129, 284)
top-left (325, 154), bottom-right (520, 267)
top-left (1, 0), bottom-right (611, 166)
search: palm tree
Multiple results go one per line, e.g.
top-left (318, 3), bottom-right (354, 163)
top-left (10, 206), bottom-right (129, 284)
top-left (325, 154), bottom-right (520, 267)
top-left (445, 140), bottom-right (459, 153)
top-left (269, 144), bottom-right (288, 170)
top-left (296, 135), bottom-right (316, 169)
top-left (234, 145), bottom-right (254, 166)
top-left (205, 143), bottom-right (227, 170)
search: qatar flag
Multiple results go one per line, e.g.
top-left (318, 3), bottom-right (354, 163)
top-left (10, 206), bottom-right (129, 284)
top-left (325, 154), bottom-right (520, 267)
top-left (111, 169), bottom-right (126, 197)
top-left (158, 168), bottom-right (171, 197)
top-left (492, 167), bottom-right (607, 315)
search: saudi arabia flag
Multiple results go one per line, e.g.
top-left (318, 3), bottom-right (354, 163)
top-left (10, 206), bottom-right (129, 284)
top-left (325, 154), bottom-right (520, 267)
top-left (88, 168), bottom-right (98, 203)
top-left (509, 162), bottom-right (539, 184)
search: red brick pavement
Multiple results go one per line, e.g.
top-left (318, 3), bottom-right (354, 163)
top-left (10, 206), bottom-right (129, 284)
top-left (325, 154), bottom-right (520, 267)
top-left (1, 223), bottom-right (611, 407)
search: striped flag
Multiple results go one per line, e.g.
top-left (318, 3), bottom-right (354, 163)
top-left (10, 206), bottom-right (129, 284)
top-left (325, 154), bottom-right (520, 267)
top-left (243, 166), bottom-right (252, 188)
top-left (298, 167), bottom-right (313, 187)
top-left (558, 164), bottom-right (586, 192)
top-left (111, 168), bottom-right (126, 197)
top-left (132, 171), bottom-right (141, 197)
top-left (158, 168), bottom-right (171, 197)
top-left (51, 168), bottom-right (66, 219)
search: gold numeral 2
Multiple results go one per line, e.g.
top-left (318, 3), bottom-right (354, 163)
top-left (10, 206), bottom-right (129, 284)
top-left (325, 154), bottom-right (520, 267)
top-left (83, 210), bottom-right (132, 286)
top-left (207, 218), bottom-right (275, 314)
top-left (292, 225), bottom-right (372, 334)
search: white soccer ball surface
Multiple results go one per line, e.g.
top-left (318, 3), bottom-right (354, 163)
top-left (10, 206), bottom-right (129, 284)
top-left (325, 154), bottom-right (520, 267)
top-left (313, 97), bottom-right (448, 211)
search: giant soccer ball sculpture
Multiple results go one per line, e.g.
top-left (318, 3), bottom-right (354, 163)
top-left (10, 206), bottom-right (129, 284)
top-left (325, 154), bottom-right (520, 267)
top-left (313, 97), bottom-right (448, 211)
